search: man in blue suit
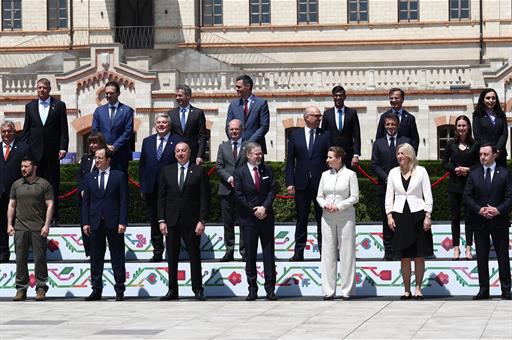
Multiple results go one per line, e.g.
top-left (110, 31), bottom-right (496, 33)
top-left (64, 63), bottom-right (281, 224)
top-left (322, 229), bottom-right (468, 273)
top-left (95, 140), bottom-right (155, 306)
top-left (92, 80), bottom-right (133, 173)
top-left (285, 106), bottom-right (330, 261)
top-left (139, 113), bottom-right (181, 262)
top-left (82, 148), bottom-right (128, 301)
top-left (226, 75), bottom-right (270, 154)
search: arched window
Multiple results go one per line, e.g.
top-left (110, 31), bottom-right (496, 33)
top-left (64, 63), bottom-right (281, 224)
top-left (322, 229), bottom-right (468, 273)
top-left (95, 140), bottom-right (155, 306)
top-left (437, 124), bottom-right (455, 159)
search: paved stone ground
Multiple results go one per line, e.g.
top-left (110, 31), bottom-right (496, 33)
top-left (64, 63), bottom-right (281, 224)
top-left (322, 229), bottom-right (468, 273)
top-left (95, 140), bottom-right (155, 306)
top-left (1, 297), bottom-right (512, 339)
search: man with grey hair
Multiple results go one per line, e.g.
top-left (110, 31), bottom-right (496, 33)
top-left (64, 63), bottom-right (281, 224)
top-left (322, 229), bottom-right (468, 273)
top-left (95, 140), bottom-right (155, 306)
top-left (169, 85), bottom-right (209, 165)
top-left (0, 121), bottom-right (27, 262)
top-left (139, 113), bottom-right (182, 262)
top-left (285, 106), bottom-right (331, 261)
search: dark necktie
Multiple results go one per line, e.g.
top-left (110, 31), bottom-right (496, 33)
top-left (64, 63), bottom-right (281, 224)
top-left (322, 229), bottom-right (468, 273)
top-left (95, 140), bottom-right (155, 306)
top-left (179, 166), bottom-right (185, 192)
top-left (253, 166), bottom-right (260, 192)
top-left (308, 129), bottom-right (315, 157)
top-left (110, 106), bottom-right (116, 121)
top-left (99, 171), bottom-right (106, 194)
top-left (156, 137), bottom-right (165, 160)
top-left (389, 136), bottom-right (396, 156)
top-left (180, 108), bottom-right (187, 131)
top-left (243, 99), bottom-right (249, 120)
top-left (485, 167), bottom-right (492, 192)
top-left (337, 109), bottom-right (343, 132)
top-left (232, 141), bottom-right (238, 160)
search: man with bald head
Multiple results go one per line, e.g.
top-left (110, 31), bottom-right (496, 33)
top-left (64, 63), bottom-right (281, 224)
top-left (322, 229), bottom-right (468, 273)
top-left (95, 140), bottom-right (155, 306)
top-left (216, 119), bottom-right (247, 262)
top-left (285, 106), bottom-right (331, 261)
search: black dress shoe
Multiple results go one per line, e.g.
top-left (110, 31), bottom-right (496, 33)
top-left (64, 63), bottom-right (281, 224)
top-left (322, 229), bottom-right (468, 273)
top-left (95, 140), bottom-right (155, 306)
top-left (246, 290), bottom-right (257, 301)
top-left (241, 254), bottom-right (247, 262)
top-left (473, 292), bottom-right (490, 300)
top-left (149, 255), bottom-right (163, 263)
top-left (160, 291), bottom-right (179, 301)
top-left (414, 295), bottom-right (424, 300)
top-left (289, 254), bottom-right (304, 262)
top-left (84, 291), bottom-right (102, 301)
top-left (219, 253), bottom-right (234, 262)
top-left (265, 292), bottom-right (278, 301)
top-left (115, 293), bottom-right (124, 301)
top-left (0, 256), bottom-right (9, 263)
top-left (501, 292), bottom-right (512, 300)
top-left (323, 295), bottom-right (335, 300)
top-left (341, 296), bottom-right (350, 301)
top-left (194, 291), bottom-right (206, 301)
top-left (399, 292), bottom-right (412, 300)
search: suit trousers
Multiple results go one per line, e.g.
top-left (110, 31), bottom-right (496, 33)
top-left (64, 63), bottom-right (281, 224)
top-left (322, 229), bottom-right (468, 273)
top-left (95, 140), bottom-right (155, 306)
top-left (378, 193), bottom-right (394, 259)
top-left (36, 153), bottom-right (60, 220)
top-left (320, 211), bottom-right (356, 297)
top-left (89, 220), bottom-right (126, 294)
top-left (294, 181), bottom-right (323, 255)
top-left (0, 194), bottom-right (10, 261)
top-left (78, 198), bottom-right (91, 257)
top-left (243, 222), bottom-right (276, 293)
top-left (220, 193), bottom-right (245, 256)
top-left (145, 191), bottom-right (165, 257)
top-left (474, 224), bottom-right (511, 294)
top-left (448, 192), bottom-right (473, 247)
top-left (166, 215), bottom-right (203, 294)
top-left (15, 229), bottom-right (48, 291)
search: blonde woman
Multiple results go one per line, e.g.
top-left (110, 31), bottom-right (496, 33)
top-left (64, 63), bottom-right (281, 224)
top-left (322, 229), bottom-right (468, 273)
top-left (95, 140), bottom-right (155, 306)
top-left (386, 143), bottom-right (433, 300)
top-left (317, 146), bottom-right (359, 300)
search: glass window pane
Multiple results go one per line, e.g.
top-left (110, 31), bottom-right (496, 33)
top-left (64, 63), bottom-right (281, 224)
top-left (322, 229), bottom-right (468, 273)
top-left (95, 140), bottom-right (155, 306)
top-left (262, 4), bottom-right (269, 12)
top-left (309, 13), bottom-right (317, 22)
top-left (410, 2), bottom-right (418, 10)
top-left (450, 9), bottom-right (458, 18)
top-left (399, 2), bottom-right (408, 10)
top-left (349, 2), bottom-right (357, 11)
top-left (461, 9), bottom-right (469, 18)
top-left (262, 14), bottom-right (269, 23)
top-left (360, 2), bottom-right (368, 11)
top-left (360, 12), bottom-right (368, 21)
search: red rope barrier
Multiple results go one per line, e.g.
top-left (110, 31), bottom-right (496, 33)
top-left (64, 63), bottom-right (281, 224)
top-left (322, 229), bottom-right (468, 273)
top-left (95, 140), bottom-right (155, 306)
top-left (128, 176), bottom-right (141, 188)
top-left (58, 188), bottom-right (79, 200)
top-left (431, 171), bottom-right (450, 188)
top-left (355, 164), bottom-right (379, 185)
top-left (207, 164), bottom-right (216, 177)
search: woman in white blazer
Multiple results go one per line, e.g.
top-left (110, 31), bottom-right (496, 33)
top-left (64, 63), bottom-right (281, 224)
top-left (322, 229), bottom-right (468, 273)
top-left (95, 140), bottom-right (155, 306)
top-left (386, 143), bottom-right (433, 300)
top-left (317, 146), bottom-right (359, 300)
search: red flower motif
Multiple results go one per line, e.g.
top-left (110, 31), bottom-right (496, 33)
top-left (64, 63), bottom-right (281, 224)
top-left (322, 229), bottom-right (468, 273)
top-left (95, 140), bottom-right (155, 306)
top-left (227, 271), bottom-right (242, 286)
top-left (361, 238), bottom-right (371, 250)
top-left (379, 270), bottom-right (392, 281)
top-left (135, 234), bottom-right (147, 248)
top-left (177, 270), bottom-right (186, 281)
top-left (355, 272), bottom-right (363, 284)
top-left (47, 239), bottom-right (59, 252)
top-left (146, 273), bottom-right (157, 285)
top-left (441, 237), bottom-right (453, 251)
top-left (29, 273), bottom-right (36, 288)
top-left (435, 272), bottom-right (449, 286)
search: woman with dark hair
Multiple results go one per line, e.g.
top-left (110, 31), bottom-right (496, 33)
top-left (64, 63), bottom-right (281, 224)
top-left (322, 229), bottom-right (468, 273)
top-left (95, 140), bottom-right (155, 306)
top-left (317, 146), bottom-right (359, 300)
top-left (442, 115), bottom-right (479, 260)
top-left (473, 88), bottom-right (508, 166)
top-left (77, 132), bottom-right (107, 257)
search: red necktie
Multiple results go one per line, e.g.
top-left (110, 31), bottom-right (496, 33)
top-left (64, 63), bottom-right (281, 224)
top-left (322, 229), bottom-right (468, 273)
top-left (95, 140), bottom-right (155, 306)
top-left (253, 166), bottom-right (260, 192)
top-left (243, 99), bottom-right (249, 120)
top-left (232, 141), bottom-right (238, 160)
top-left (4, 144), bottom-right (10, 161)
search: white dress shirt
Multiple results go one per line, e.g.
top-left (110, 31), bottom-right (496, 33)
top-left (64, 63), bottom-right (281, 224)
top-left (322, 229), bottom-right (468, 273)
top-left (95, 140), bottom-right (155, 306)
top-left (483, 162), bottom-right (496, 181)
top-left (304, 127), bottom-right (315, 150)
top-left (156, 132), bottom-right (170, 151)
top-left (247, 162), bottom-right (259, 184)
top-left (97, 167), bottom-right (110, 191)
top-left (177, 161), bottom-right (190, 183)
top-left (38, 97), bottom-right (51, 125)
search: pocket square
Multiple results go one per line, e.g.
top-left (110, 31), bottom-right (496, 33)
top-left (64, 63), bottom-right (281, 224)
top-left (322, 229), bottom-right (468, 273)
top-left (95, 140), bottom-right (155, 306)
top-left (262, 176), bottom-right (269, 180)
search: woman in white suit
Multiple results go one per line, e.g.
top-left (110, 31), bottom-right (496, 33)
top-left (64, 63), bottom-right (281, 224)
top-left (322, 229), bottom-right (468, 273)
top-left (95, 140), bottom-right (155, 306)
top-left (386, 143), bottom-right (433, 300)
top-left (317, 146), bottom-right (359, 300)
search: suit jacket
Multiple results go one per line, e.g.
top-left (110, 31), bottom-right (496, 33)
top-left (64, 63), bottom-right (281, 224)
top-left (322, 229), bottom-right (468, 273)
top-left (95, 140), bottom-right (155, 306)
top-left (376, 109), bottom-right (419, 153)
top-left (77, 153), bottom-right (97, 196)
top-left (371, 136), bottom-right (411, 194)
top-left (226, 95), bottom-right (270, 153)
top-left (169, 105), bottom-right (208, 160)
top-left (216, 139), bottom-right (248, 196)
top-left (385, 166), bottom-right (433, 214)
top-left (0, 138), bottom-right (28, 196)
top-left (472, 114), bottom-right (508, 156)
top-left (285, 127), bottom-right (330, 191)
top-left (234, 163), bottom-right (276, 228)
top-left (22, 96), bottom-right (69, 162)
top-left (139, 133), bottom-right (181, 194)
top-left (92, 102), bottom-right (134, 168)
top-left (464, 164), bottom-right (512, 230)
top-left (321, 107), bottom-right (361, 157)
top-left (81, 169), bottom-right (128, 231)
top-left (441, 140), bottom-right (479, 194)
top-left (157, 163), bottom-right (210, 227)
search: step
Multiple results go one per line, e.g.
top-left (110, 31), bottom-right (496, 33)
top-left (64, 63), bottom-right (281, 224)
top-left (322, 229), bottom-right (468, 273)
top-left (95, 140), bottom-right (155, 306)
top-left (6, 223), bottom-right (483, 261)
top-left (0, 260), bottom-right (500, 298)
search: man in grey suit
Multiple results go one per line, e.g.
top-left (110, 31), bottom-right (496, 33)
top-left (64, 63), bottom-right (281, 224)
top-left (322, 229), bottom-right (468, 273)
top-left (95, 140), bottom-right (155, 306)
top-left (216, 119), bottom-right (247, 262)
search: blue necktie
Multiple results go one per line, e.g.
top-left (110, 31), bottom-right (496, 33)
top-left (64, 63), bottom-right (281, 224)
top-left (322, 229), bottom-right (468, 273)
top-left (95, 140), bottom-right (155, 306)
top-left (99, 171), bottom-right (106, 194)
top-left (180, 108), bottom-right (187, 131)
top-left (156, 137), bottom-right (164, 160)
top-left (110, 106), bottom-right (116, 122)
top-left (337, 109), bottom-right (343, 131)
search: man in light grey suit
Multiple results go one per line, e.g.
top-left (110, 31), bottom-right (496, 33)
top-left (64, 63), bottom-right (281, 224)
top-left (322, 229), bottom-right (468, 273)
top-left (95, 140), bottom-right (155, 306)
top-left (216, 119), bottom-right (247, 262)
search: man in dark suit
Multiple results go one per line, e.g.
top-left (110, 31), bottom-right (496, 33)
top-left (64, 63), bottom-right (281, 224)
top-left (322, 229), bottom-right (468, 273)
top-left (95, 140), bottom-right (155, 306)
top-left (464, 143), bottom-right (512, 300)
top-left (139, 113), bottom-right (181, 262)
top-left (285, 106), bottom-right (330, 261)
top-left (22, 78), bottom-right (69, 222)
top-left (234, 142), bottom-right (277, 301)
top-left (226, 75), bottom-right (270, 154)
top-left (371, 113), bottom-right (411, 261)
top-left (0, 121), bottom-right (27, 262)
top-left (158, 142), bottom-right (210, 301)
top-left (216, 119), bottom-right (247, 262)
top-left (169, 84), bottom-right (209, 165)
top-left (322, 86), bottom-right (361, 169)
top-left (82, 148), bottom-right (129, 301)
top-left (375, 88), bottom-right (419, 153)
top-left (92, 80), bottom-right (134, 173)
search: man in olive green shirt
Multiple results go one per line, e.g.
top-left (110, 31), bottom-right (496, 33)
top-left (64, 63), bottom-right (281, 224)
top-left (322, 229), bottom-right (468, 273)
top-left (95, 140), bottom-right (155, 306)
top-left (7, 156), bottom-right (54, 301)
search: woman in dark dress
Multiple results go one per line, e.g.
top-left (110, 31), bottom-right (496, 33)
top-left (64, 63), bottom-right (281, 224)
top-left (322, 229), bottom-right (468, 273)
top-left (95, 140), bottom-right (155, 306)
top-left (385, 143), bottom-right (433, 300)
top-left (442, 115), bottom-right (479, 260)
top-left (76, 132), bottom-right (106, 257)
top-left (473, 88), bottom-right (508, 166)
